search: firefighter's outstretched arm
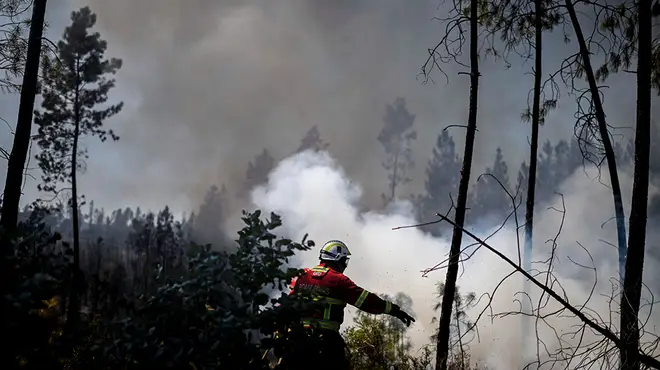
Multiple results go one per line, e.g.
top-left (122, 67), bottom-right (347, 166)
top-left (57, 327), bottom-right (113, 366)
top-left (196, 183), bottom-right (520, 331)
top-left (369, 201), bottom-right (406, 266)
top-left (337, 275), bottom-right (415, 327)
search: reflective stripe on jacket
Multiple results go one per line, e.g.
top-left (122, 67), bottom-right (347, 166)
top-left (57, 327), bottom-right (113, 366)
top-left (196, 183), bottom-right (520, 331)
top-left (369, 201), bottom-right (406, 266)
top-left (289, 263), bottom-right (394, 331)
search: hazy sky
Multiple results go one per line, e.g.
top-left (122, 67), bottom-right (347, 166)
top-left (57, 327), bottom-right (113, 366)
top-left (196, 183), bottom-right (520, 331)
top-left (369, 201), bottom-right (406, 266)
top-left (0, 0), bottom-right (642, 215)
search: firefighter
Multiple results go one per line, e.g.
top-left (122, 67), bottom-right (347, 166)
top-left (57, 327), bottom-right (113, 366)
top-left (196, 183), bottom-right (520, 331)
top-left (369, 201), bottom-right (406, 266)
top-left (282, 239), bottom-right (415, 369)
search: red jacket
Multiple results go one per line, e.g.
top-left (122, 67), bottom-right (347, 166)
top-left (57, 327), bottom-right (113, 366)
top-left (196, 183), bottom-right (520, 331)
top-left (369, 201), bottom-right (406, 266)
top-left (289, 262), bottom-right (394, 331)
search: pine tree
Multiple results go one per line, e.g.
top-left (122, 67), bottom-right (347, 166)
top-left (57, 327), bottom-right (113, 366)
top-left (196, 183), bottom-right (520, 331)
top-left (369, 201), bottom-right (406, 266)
top-left (238, 148), bottom-right (275, 198)
top-left (470, 147), bottom-right (511, 223)
top-left (195, 184), bottom-right (229, 244)
top-left (535, 140), bottom-right (554, 203)
top-left (422, 130), bottom-right (461, 236)
top-left (295, 125), bottom-right (329, 153)
top-left (378, 97), bottom-right (417, 205)
top-left (32, 6), bottom-right (123, 333)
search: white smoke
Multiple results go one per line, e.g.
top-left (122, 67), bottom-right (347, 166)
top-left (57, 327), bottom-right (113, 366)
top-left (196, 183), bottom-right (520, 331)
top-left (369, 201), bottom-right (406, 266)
top-left (251, 150), bottom-right (660, 369)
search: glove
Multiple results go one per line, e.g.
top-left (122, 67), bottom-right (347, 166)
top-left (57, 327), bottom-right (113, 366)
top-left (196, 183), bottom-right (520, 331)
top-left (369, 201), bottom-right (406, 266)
top-left (390, 304), bottom-right (415, 327)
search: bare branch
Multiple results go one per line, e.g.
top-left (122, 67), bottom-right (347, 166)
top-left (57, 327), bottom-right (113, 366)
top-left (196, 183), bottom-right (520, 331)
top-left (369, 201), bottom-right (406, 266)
top-left (394, 213), bottom-right (660, 369)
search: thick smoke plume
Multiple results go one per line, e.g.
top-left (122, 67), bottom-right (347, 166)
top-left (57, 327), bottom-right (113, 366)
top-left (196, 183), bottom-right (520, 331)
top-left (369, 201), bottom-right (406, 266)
top-left (0, 0), bottom-right (643, 218)
top-left (47, 0), bottom-right (634, 213)
top-left (251, 150), bottom-right (660, 369)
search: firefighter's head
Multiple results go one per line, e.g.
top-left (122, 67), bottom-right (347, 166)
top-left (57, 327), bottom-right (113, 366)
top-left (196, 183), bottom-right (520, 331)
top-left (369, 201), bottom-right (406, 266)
top-left (319, 240), bottom-right (351, 273)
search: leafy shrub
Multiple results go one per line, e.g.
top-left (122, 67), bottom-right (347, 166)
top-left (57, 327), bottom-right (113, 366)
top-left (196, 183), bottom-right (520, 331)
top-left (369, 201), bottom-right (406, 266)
top-left (2, 206), bottom-right (72, 368)
top-left (84, 210), bottom-right (311, 369)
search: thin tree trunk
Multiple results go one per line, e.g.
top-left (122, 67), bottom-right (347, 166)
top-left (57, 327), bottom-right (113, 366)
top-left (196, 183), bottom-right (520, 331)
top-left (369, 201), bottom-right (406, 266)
top-left (522, 0), bottom-right (543, 353)
top-left (391, 151), bottom-right (399, 203)
top-left (455, 309), bottom-right (465, 370)
top-left (145, 233), bottom-right (151, 293)
top-left (0, 0), bottom-right (48, 233)
top-left (435, 0), bottom-right (480, 367)
top-left (66, 82), bottom-right (82, 334)
top-left (565, 0), bottom-right (627, 281)
top-left (620, 0), bottom-right (651, 368)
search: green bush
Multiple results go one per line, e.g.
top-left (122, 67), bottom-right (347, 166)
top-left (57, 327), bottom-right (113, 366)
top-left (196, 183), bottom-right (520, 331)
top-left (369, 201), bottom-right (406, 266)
top-left (80, 210), bottom-right (311, 369)
top-left (2, 206), bottom-right (72, 368)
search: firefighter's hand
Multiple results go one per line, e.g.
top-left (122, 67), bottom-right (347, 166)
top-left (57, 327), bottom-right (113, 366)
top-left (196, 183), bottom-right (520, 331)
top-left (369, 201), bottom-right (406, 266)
top-left (392, 305), bottom-right (415, 327)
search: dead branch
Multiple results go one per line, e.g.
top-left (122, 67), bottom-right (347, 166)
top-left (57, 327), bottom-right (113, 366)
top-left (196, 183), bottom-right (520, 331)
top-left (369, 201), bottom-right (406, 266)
top-left (419, 0), bottom-right (502, 83)
top-left (397, 212), bottom-right (660, 369)
top-left (402, 173), bottom-right (524, 278)
top-left (403, 172), bottom-right (531, 360)
top-left (443, 124), bottom-right (479, 132)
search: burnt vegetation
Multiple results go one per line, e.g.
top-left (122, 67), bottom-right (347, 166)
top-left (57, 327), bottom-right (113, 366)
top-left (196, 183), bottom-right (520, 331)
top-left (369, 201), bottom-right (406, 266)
top-left (0, 1), bottom-right (659, 370)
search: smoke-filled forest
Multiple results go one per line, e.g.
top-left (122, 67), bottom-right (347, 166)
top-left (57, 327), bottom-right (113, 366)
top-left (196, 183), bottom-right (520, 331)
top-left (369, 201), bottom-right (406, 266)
top-left (1, 0), bottom-right (660, 369)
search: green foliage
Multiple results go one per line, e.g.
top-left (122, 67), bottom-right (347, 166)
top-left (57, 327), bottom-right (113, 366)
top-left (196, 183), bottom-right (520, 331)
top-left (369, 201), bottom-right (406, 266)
top-left (85, 210), bottom-right (311, 369)
top-left (520, 99), bottom-right (556, 126)
top-left (480, 0), bottom-right (562, 55)
top-left (596, 1), bottom-right (660, 94)
top-left (342, 292), bottom-right (429, 370)
top-left (343, 309), bottom-right (437, 370)
top-left (1, 206), bottom-right (73, 368)
top-left (344, 312), bottom-right (414, 370)
top-left (0, 0), bottom-right (36, 93)
top-left (1, 2), bottom-right (658, 370)
top-left (1, 205), bottom-right (317, 369)
top-left (595, 3), bottom-right (639, 84)
top-left (33, 6), bottom-right (123, 193)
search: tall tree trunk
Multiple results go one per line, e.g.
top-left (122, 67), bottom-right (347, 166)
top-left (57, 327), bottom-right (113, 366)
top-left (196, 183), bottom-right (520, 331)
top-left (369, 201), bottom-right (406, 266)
top-left (565, 0), bottom-right (627, 281)
top-left (0, 0), bottom-right (47, 233)
top-left (620, 1), bottom-right (651, 368)
top-left (66, 85), bottom-right (82, 334)
top-left (391, 150), bottom-right (399, 203)
top-left (522, 0), bottom-right (543, 353)
top-left (0, 4), bottom-right (47, 365)
top-left (434, 0), bottom-right (480, 367)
